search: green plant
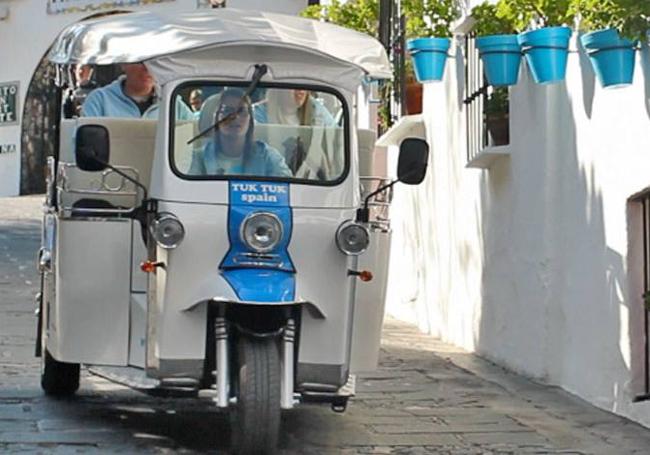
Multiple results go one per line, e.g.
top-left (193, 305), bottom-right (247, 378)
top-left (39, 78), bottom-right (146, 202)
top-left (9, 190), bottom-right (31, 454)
top-left (496, 0), bottom-right (575, 29)
top-left (301, 0), bottom-right (379, 36)
top-left (402, 0), bottom-right (462, 38)
top-left (381, 0), bottom-right (463, 41)
top-left (485, 87), bottom-right (509, 115)
top-left (571, 0), bottom-right (650, 41)
top-left (302, 0), bottom-right (461, 39)
top-left (471, 1), bottom-right (519, 36)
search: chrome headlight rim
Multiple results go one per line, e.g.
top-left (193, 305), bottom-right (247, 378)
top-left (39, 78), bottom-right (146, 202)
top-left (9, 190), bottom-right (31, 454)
top-left (336, 220), bottom-right (370, 256)
top-left (151, 212), bottom-right (185, 249)
top-left (240, 211), bottom-right (284, 254)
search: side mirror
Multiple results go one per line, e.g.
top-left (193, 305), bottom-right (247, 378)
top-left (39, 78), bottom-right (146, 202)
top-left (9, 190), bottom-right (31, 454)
top-left (75, 125), bottom-right (110, 172)
top-left (397, 138), bottom-right (429, 185)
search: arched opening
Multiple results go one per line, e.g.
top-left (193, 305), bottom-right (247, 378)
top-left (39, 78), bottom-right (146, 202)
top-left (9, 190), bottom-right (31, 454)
top-left (19, 10), bottom-right (130, 194)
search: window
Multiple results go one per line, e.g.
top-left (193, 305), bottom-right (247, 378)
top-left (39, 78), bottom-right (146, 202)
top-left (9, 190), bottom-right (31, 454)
top-left (464, 34), bottom-right (510, 163)
top-left (172, 83), bottom-right (347, 185)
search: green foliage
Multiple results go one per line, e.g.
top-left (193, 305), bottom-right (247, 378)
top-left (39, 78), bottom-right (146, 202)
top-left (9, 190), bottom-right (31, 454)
top-left (302, 0), bottom-right (461, 39)
top-left (402, 0), bottom-right (462, 38)
top-left (470, 2), bottom-right (519, 36)
top-left (301, 0), bottom-right (380, 36)
top-left (572, 0), bottom-right (650, 41)
top-left (485, 87), bottom-right (509, 115)
top-left (496, 0), bottom-right (575, 29)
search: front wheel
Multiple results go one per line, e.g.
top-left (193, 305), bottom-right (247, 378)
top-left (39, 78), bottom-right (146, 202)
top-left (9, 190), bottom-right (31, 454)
top-left (41, 349), bottom-right (80, 397)
top-left (230, 335), bottom-right (281, 455)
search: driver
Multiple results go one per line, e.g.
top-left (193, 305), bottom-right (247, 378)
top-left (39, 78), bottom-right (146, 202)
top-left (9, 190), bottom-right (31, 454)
top-left (81, 63), bottom-right (193, 120)
top-left (188, 88), bottom-right (292, 178)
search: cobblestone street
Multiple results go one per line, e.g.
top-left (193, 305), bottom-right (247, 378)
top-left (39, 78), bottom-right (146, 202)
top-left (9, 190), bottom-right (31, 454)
top-left (2, 195), bottom-right (650, 454)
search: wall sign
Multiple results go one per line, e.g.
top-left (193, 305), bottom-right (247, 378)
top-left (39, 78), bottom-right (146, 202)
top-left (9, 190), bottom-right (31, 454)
top-left (0, 82), bottom-right (19, 126)
top-left (47, 0), bottom-right (173, 14)
top-left (0, 144), bottom-right (17, 155)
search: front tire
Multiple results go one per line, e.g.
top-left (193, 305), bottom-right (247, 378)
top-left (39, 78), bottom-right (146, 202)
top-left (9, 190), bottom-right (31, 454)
top-left (231, 335), bottom-right (281, 455)
top-left (41, 349), bottom-right (80, 397)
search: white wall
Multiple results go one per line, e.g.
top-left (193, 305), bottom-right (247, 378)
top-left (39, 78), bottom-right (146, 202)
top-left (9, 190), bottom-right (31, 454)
top-left (386, 35), bottom-right (650, 426)
top-left (0, 0), bottom-right (307, 196)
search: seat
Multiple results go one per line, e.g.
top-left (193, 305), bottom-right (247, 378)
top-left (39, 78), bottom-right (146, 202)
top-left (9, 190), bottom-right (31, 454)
top-left (58, 118), bottom-right (157, 213)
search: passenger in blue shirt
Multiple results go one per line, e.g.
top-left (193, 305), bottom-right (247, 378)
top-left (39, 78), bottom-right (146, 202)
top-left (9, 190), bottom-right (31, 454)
top-left (189, 88), bottom-right (292, 178)
top-left (81, 63), bottom-right (193, 120)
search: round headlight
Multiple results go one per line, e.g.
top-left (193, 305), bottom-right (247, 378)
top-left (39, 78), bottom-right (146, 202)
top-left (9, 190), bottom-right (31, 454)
top-left (241, 212), bottom-right (283, 253)
top-left (151, 213), bottom-right (185, 249)
top-left (336, 221), bottom-right (370, 256)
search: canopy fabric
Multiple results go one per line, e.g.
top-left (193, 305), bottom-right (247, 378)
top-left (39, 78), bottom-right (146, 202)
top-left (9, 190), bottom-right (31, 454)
top-left (47, 9), bottom-right (392, 80)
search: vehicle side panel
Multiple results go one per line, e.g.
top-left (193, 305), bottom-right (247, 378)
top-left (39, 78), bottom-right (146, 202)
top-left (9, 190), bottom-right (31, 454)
top-left (49, 218), bottom-right (131, 364)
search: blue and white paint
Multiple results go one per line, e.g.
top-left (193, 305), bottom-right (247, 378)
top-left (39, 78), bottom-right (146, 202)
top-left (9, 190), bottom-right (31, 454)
top-left (220, 181), bottom-right (296, 302)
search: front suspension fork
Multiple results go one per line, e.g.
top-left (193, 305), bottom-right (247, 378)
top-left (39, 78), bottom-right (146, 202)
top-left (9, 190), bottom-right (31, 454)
top-left (213, 316), bottom-right (297, 409)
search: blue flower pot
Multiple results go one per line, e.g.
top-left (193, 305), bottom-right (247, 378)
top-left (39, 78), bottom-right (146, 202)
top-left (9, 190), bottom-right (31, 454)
top-left (476, 34), bottom-right (522, 86)
top-left (581, 29), bottom-right (636, 88)
top-left (518, 26), bottom-right (572, 84)
top-left (407, 37), bottom-right (451, 83)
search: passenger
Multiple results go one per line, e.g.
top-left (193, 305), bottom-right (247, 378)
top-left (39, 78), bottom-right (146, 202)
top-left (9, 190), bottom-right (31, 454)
top-left (63, 64), bottom-right (97, 118)
top-left (81, 63), bottom-right (193, 120)
top-left (189, 89), bottom-right (204, 113)
top-left (189, 88), bottom-right (292, 177)
top-left (254, 89), bottom-right (335, 127)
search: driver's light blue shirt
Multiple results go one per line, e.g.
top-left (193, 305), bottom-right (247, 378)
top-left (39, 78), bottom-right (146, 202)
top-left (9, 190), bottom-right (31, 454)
top-left (81, 77), bottom-right (193, 120)
top-left (188, 140), bottom-right (292, 178)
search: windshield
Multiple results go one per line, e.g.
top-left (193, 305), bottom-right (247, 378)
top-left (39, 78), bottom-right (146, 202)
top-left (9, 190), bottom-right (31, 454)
top-left (172, 83), bottom-right (347, 184)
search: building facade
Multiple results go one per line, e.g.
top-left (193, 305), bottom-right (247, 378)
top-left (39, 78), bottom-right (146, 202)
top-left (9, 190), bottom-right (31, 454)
top-left (0, 0), bottom-right (309, 196)
top-left (385, 0), bottom-right (650, 429)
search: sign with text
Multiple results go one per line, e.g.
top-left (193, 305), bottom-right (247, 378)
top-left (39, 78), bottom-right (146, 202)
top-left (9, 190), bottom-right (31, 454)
top-left (0, 144), bottom-right (16, 155)
top-left (0, 82), bottom-right (18, 126)
top-left (47, 0), bottom-right (173, 14)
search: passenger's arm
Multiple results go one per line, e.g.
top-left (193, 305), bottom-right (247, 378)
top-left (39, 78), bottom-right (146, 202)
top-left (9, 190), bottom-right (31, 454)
top-left (313, 99), bottom-right (336, 127)
top-left (80, 90), bottom-right (104, 117)
top-left (175, 96), bottom-right (195, 121)
top-left (265, 145), bottom-right (292, 177)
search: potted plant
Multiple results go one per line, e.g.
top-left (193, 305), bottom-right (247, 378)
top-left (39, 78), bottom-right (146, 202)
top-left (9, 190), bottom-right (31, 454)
top-left (471, 2), bottom-right (522, 86)
top-left (485, 87), bottom-right (510, 146)
top-left (404, 0), bottom-right (461, 83)
top-left (497, 0), bottom-right (575, 84)
top-left (574, 0), bottom-right (650, 88)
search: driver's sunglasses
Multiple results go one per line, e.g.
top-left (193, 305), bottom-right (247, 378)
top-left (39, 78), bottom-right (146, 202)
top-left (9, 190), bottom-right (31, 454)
top-left (218, 105), bottom-right (249, 119)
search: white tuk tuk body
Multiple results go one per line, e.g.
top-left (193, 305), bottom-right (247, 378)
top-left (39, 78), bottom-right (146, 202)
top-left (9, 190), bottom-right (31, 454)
top-left (41, 7), bottom-right (395, 404)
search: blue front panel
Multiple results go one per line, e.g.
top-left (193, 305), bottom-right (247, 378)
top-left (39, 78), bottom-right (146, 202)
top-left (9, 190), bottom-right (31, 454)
top-left (220, 181), bottom-right (296, 302)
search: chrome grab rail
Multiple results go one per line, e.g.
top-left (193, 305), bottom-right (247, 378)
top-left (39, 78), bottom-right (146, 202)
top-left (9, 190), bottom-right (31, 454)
top-left (56, 162), bottom-right (142, 218)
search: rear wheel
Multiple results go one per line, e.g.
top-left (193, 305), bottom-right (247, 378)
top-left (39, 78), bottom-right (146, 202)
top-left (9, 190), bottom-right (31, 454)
top-left (41, 349), bottom-right (80, 397)
top-left (230, 335), bottom-right (281, 455)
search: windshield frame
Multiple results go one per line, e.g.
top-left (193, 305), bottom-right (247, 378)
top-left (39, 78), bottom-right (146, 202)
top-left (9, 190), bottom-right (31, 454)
top-left (169, 80), bottom-right (351, 187)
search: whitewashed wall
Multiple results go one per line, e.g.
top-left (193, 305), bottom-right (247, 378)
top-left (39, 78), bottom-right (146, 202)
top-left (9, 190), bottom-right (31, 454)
top-left (386, 34), bottom-right (650, 427)
top-left (0, 0), bottom-right (306, 196)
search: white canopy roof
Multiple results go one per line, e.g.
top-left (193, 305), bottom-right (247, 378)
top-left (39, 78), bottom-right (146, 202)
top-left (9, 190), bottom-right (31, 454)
top-left (48, 9), bottom-right (392, 82)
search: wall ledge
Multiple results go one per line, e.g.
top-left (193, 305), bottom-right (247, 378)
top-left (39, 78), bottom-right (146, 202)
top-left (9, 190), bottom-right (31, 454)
top-left (376, 114), bottom-right (426, 148)
top-left (466, 145), bottom-right (510, 169)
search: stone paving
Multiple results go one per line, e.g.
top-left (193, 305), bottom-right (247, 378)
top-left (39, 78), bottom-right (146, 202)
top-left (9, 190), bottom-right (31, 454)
top-left (2, 195), bottom-right (650, 454)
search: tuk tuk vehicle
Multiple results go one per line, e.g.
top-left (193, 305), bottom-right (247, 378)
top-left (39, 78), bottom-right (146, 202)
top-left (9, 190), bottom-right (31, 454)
top-left (35, 8), bottom-right (429, 454)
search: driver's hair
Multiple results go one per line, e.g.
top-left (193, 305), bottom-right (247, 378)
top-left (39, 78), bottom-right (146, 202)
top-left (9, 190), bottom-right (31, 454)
top-left (214, 88), bottom-right (256, 169)
top-left (214, 88), bottom-right (255, 146)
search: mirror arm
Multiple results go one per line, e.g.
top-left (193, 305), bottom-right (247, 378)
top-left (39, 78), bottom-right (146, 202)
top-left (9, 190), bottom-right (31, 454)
top-left (91, 159), bottom-right (157, 232)
top-left (94, 159), bottom-right (148, 201)
top-left (357, 178), bottom-right (399, 223)
top-left (356, 166), bottom-right (424, 223)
